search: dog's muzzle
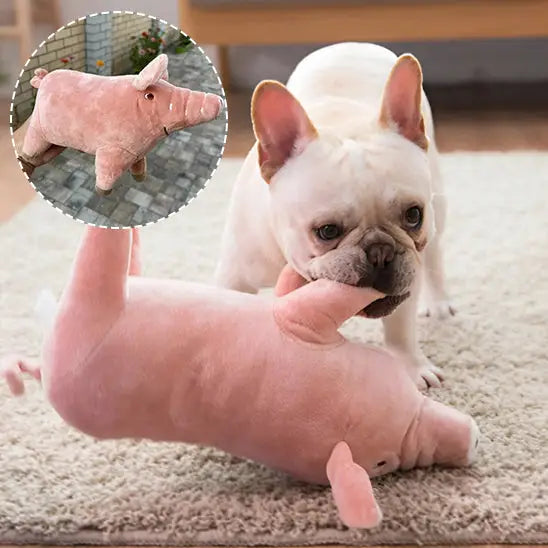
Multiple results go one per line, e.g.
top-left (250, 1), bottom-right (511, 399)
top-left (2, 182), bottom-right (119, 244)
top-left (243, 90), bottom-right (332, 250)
top-left (359, 292), bottom-right (411, 318)
top-left (356, 239), bottom-right (413, 316)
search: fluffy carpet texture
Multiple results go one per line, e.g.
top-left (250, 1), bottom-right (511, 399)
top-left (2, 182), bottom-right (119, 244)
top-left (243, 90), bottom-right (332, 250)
top-left (0, 153), bottom-right (547, 545)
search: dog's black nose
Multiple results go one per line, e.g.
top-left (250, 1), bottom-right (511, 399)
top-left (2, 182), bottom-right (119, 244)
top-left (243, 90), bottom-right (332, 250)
top-left (366, 243), bottom-right (395, 268)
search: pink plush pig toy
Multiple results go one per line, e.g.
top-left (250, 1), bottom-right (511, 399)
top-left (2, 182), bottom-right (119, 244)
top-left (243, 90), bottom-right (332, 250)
top-left (2, 227), bottom-right (480, 529)
top-left (21, 54), bottom-right (223, 194)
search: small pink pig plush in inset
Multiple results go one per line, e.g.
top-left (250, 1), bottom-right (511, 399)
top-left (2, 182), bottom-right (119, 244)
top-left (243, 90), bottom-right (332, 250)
top-left (2, 227), bottom-right (480, 529)
top-left (22, 54), bottom-right (223, 194)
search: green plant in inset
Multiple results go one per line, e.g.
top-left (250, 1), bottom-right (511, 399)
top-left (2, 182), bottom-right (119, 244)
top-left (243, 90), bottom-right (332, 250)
top-left (129, 22), bottom-right (165, 74)
top-left (175, 33), bottom-right (193, 54)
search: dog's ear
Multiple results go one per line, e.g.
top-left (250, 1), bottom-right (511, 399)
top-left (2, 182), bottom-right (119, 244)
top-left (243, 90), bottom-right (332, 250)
top-left (252, 80), bottom-right (318, 182)
top-left (379, 54), bottom-right (428, 150)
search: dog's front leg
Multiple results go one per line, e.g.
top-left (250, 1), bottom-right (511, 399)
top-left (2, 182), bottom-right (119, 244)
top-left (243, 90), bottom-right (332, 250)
top-left (382, 286), bottom-right (444, 389)
top-left (419, 166), bottom-right (455, 318)
top-left (420, 230), bottom-right (456, 319)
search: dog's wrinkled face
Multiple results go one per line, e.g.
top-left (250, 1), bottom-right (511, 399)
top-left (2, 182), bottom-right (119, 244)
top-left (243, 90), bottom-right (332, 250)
top-left (269, 135), bottom-right (434, 317)
top-left (253, 55), bottom-right (433, 317)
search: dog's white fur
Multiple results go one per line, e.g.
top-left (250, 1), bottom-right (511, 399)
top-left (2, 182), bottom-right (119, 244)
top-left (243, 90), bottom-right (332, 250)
top-left (216, 43), bottom-right (453, 388)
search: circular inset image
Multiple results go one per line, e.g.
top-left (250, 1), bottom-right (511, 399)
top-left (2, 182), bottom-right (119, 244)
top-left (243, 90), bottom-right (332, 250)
top-left (10, 12), bottom-right (227, 227)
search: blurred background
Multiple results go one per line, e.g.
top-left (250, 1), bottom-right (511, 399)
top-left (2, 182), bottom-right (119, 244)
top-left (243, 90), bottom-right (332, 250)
top-left (1, 0), bottom-right (547, 221)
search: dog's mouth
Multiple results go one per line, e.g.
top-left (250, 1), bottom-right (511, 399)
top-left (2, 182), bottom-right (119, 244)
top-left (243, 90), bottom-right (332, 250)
top-left (358, 292), bottom-right (411, 318)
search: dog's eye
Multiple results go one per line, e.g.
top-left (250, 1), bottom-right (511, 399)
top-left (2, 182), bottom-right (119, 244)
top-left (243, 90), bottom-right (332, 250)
top-left (144, 92), bottom-right (155, 100)
top-left (404, 206), bottom-right (422, 229)
top-left (316, 224), bottom-right (342, 241)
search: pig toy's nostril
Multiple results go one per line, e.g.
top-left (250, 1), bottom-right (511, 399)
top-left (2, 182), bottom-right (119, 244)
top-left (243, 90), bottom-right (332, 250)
top-left (199, 94), bottom-right (223, 120)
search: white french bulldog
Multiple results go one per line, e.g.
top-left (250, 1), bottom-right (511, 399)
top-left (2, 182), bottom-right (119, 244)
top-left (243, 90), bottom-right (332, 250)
top-left (216, 42), bottom-right (454, 388)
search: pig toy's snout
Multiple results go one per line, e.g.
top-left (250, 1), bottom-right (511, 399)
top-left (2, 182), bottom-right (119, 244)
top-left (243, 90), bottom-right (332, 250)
top-left (465, 418), bottom-right (481, 465)
top-left (164, 89), bottom-right (223, 133)
top-left (202, 94), bottom-right (224, 120)
top-left (182, 90), bottom-right (223, 128)
top-left (403, 398), bottom-right (481, 470)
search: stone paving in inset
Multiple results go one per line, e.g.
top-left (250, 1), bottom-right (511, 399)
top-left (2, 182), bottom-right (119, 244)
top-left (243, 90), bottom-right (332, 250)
top-left (29, 46), bottom-right (226, 227)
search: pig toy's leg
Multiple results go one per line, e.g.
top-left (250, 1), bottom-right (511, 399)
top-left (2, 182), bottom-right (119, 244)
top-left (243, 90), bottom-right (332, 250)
top-left (326, 442), bottom-right (382, 529)
top-left (1, 227), bottom-right (138, 397)
top-left (64, 226), bottom-right (132, 309)
top-left (130, 157), bottom-right (147, 182)
top-left (22, 124), bottom-right (52, 161)
top-left (1, 355), bottom-right (41, 396)
top-left (14, 116), bottom-right (65, 175)
top-left (3, 229), bottom-right (133, 404)
top-left (129, 228), bottom-right (141, 276)
top-left (95, 147), bottom-right (137, 195)
top-left (18, 144), bottom-right (66, 177)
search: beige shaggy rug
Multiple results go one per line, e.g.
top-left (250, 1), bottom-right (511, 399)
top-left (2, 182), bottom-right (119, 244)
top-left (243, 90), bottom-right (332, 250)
top-left (0, 153), bottom-right (547, 545)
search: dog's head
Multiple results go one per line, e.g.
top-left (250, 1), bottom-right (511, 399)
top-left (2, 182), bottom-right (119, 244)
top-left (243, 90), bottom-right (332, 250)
top-left (252, 54), bottom-right (435, 317)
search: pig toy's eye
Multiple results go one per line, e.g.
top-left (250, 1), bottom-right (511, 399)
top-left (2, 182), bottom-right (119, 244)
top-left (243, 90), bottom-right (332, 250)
top-left (144, 92), bottom-right (155, 100)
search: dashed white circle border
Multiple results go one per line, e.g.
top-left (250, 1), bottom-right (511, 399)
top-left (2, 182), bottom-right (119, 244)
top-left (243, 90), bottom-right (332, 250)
top-left (9, 10), bottom-right (228, 230)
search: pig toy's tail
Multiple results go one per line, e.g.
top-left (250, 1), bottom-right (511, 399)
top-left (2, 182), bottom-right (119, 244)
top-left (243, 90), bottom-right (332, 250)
top-left (30, 68), bottom-right (48, 88)
top-left (1, 355), bottom-right (41, 396)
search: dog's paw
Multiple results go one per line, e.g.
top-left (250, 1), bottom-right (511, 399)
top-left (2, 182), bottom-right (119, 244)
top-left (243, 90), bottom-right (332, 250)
top-left (407, 355), bottom-right (444, 390)
top-left (419, 299), bottom-right (456, 320)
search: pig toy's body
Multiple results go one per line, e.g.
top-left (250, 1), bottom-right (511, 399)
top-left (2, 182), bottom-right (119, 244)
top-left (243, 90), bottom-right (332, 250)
top-left (29, 71), bottom-right (171, 156)
top-left (3, 228), bottom-right (479, 528)
top-left (22, 54), bottom-right (223, 194)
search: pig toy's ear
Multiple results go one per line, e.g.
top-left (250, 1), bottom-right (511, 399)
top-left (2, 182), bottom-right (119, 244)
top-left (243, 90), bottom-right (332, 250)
top-left (327, 442), bottom-right (383, 529)
top-left (133, 54), bottom-right (169, 90)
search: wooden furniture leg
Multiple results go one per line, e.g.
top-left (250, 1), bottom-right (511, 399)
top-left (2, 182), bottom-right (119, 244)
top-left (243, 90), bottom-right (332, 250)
top-left (218, 44), bottom-right (231, 91)
top-left (15, 0), bottom-right (32, 65)
top-left (0, 0), bottom-right (63, 67)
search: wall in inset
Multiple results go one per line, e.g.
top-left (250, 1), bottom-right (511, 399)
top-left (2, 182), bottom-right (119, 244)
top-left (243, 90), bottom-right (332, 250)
top-left (111, 13), bottom-right (150, 75)
top-left (85, 14), bottom-right (112, 75)
top-left (12, 19), bottom-right (85, 128)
